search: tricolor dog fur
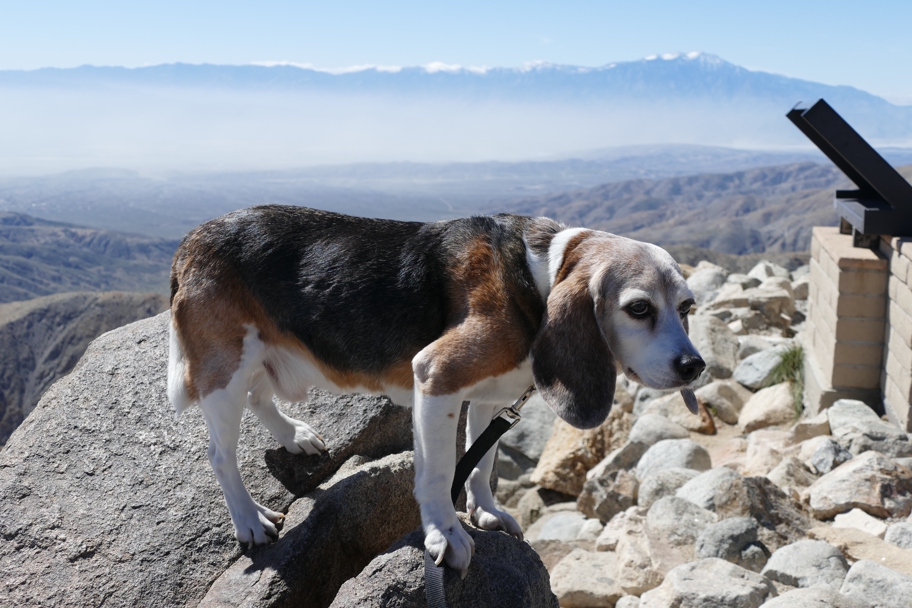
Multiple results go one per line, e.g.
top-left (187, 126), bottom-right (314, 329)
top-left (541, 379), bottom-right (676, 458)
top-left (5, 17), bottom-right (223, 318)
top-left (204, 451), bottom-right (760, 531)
top-left (167, 205), bottom-right (705, 576)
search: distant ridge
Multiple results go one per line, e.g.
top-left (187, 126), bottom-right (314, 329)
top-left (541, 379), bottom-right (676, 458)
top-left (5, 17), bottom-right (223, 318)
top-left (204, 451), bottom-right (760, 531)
top-left (3, 53), bottom-right (910, 172)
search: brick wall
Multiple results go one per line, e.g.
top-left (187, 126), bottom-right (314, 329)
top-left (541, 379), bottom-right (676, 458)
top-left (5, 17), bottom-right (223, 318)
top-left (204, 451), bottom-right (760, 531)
top-left (879, 235), bottom-right (912, 430)
top-left (804, 227), bottom-right (889, 416)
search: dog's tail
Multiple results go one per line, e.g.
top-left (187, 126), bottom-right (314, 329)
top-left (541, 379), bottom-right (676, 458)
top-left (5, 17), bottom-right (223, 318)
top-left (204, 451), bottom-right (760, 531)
top-left (167, 319), bottom-right (193, 419)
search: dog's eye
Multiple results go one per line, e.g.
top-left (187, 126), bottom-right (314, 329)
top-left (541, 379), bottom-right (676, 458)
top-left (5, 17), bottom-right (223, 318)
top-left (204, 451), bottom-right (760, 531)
top-left (679, 302), bottom-right (694, 317)
top-left (626, 300), bottom-right (652, 318)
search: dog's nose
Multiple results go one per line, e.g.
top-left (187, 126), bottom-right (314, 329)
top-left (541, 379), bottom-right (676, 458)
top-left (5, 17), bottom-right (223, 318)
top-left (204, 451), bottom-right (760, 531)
top-left (674, 354), bottom-right (705, 383)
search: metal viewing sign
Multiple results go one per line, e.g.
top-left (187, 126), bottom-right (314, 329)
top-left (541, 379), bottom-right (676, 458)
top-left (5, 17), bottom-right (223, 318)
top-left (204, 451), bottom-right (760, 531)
top-left (787, 99), bottom-right (912, 246)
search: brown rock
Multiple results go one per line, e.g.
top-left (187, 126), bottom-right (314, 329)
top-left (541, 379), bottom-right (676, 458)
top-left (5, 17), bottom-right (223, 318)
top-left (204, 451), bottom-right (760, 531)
top-left (531, 407), bottom-right (632, 496)
top-left (809, 525), bottom-right (912, 577)
top-left (643, 392), bottom-right (716, 434)
top-left (695, 379), bottom-right (753, 426)
top-left (577, 469), bottom-right (638, 523)
top-left (804, 451), bottom-right (912, 519)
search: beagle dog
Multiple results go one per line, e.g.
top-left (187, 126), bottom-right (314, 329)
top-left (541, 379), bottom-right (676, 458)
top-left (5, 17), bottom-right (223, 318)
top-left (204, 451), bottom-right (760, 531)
top-left (167, 205), bottom-right (704, 576)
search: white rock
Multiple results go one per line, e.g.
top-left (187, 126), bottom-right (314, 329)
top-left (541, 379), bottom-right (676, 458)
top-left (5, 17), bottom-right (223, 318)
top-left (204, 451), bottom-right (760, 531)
top-left (639, 558), bottom-right (776, 608)
top-left (743, 429), bottom-right (790, 477)
top-left (759, 276), bottom-right (794, 298)
top-left (687, 265), bottom-right (728, 306)
top-left (738, 383), bottom-right (795, 433)
top-left (732, 345), bottom-right (788, 390)
top-left (530, 510), bottom-right (588, 542)
top-left (840, 559), bottom-right (912, 608)
top-left (761, 586), bottom-right (867, 608)
top-left (550, 548), bottom-right (623, 608)
top-left (615, 597), bottom-right (640, 608)
top-left (884, 521), bottom-right (912, 549)
top-left (675, 467), bottom-right (743, 512)
top-left (788, 410), bottom-right (830, 443)
top-left (737, 335), bottom-right (774, 360)
top-left (644, 496), bottom-right (718, 574)
top-left (766, 456), bottom-right (817, 497)
top-left (595, 506), bottom-right (645, 552)
top-left (628, 413), bottom-right (689, 447)
top-left (761, 539), bottom-right (848, 589)
top-left (827, 399), bottom-right (912, 457)
top-left (637, 468), bottom-right (701, 510)
top-left (803, 451), bottom-right (912, 519)
top-left (748, 260), bottom-right (790, 281)
top-left (635, 439), bottom-right (712, 481)
top-left (834, 508), bottom-right (889, 538)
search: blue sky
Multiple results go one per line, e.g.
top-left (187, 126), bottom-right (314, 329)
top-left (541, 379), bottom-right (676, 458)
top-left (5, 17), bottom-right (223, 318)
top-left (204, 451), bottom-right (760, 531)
top-left (2, 0), bottom-right (911, 103)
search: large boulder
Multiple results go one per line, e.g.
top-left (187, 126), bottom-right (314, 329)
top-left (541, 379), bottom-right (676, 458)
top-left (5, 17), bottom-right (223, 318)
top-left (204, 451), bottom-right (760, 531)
top-left (531, 408), bottom-right (632, 496)
top-left (635, 439), bottom-right (712, 481)
top-left (803, 451), bottom-right (912, 519)
top-left (637, 468), bottom-right (701, 510)
top-left (840, 560), bottom-right (912, 608)
top-left (329, 522), bottom-right (559, 608)
top-left (827, 399), bottom-right (912, 457)
top-left (0, 291), bottom-right (168, 446)
top-left (732, 346), bottom-right (789, 390)
top-left (760, 539), bottom-right (848, 589)
top-left (761, 586), bottom-right (867, 608)
top-left (687, 263), bottom-right (728, 306)
top-left (638, 558), bottom-right (777, 608)
top-left (199, 452), bottom-right (420, 608)
top-left (549, 549), bottom-right (624, 608)
top-left (0, 312), bottom-right (414, 608)
top-left (694, 517), bottom-right (768, 572)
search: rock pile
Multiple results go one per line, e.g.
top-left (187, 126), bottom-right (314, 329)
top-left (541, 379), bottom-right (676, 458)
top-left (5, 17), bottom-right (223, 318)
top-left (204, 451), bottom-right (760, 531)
top-left (499, 259), bottom-right (912, 607)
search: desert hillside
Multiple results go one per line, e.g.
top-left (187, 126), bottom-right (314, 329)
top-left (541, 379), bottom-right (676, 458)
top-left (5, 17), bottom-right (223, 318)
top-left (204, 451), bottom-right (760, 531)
top-left (0, 291), bottom-right (168, 446)
top-left (0, 212), bottom-right (176, 303)
top-left (503, 163), bottom-right (912, 255)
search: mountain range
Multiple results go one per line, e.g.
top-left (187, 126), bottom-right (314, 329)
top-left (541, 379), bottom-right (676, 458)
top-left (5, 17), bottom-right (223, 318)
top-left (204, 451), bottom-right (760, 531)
top-left (3, 53), bottom-right (910, 173)
top-left (505, 163), bottom-right (912, 255)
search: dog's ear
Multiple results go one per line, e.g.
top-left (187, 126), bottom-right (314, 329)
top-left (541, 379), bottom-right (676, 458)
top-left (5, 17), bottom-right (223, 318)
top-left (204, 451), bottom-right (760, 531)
top-left (531, 277), bottom-right (615, 429)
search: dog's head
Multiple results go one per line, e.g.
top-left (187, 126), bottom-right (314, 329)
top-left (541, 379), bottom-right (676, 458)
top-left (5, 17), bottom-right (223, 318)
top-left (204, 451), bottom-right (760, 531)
top-left (531, 229), bottom-right (704, 429)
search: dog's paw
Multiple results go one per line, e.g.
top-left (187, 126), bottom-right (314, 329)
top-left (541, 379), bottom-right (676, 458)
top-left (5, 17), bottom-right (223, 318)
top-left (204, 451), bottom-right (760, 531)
top-left (470, 504), bottom-right (523, 539)
top-left (233, 507), bottom-right (281, 547)
top-left (282, 418), bottom-right (326, 456)
top-left (424, 522), bottom-right (475, 578)
top-left (255, 503), bottom-right (286, 532)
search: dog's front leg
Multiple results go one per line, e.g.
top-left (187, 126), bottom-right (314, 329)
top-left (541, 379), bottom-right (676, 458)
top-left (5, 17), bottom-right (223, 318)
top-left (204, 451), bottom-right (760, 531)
top-left (411, 372), bottom-right (475, 577)
top-left (465, 401), bottom-right (523, 538)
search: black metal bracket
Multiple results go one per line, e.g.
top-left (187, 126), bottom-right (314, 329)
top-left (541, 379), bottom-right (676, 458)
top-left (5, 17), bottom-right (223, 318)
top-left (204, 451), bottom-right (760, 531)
top-left (787, 99), bottom-right (912, 241)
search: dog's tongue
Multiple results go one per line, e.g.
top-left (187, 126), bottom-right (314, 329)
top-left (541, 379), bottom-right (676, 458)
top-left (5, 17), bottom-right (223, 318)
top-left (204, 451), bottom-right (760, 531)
top-left (681, 388), bottom-right (699, 415)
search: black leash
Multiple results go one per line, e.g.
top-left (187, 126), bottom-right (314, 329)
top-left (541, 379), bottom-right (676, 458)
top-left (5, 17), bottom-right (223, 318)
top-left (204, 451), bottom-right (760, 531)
top-left (425, 386), bottom-right (536, 607)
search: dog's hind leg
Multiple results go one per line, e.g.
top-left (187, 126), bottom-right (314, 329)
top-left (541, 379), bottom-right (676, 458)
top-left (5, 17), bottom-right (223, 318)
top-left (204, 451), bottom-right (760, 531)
top-left (246, 370), bottom-right (326, 457)
top-left (200, 382), bottom-right (281, 546)
top-left (464, 401), bottom-right (522, 538)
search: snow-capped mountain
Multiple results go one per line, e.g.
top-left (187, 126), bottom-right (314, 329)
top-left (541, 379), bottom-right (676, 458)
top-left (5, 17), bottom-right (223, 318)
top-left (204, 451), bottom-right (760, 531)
top-left (1, 53), bottom-right (908, 173)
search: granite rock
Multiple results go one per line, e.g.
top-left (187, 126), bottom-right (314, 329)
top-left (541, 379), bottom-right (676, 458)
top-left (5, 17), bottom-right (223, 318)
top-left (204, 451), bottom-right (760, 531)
top-left (638, 558), bottom-right (777, 608)
top-left (760, 539), bottom-right (848, 589)
top-left (329, 521), bottom-right (559, 608)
